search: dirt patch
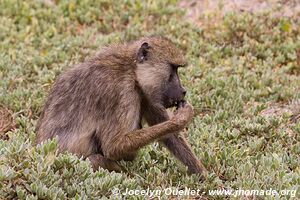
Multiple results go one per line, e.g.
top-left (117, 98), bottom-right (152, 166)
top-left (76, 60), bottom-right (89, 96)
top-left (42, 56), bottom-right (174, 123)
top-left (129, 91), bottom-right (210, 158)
top-left (243, 100), bottom-right (300, 121)
top-left (244, 100), bottom-right (300, 137)
top-left (0, 105), bottom-right (16, 140)
top-left (260, 100), bottom-right (300, 120)
top-left (179, 0), bottom-right (300, 25)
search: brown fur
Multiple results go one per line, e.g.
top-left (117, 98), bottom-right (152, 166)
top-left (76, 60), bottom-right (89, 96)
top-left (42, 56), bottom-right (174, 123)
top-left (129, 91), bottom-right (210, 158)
top-left (36, 36), bottom-right (207, 178)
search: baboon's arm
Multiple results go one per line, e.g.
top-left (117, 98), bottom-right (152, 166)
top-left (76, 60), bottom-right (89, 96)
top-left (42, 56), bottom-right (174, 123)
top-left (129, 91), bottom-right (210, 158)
top-left (160, 134), bottom-right (207, 175)
top-left (145, 106), bottom-right (207, 176)
top-left (102, 119), bottom-right (184, 160)
top-left (102, 103), bottom-right (193, 161)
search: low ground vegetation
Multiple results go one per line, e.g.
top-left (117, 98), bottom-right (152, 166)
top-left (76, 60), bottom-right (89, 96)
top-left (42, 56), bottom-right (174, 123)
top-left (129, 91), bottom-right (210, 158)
top-left (0, 0), bottom-right (299, 199)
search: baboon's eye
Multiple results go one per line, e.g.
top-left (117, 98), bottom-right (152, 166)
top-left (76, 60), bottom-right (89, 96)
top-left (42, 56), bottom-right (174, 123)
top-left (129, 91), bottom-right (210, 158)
top-left (168, 72), bottom-right (174, 82)
top-left (168, 64), bottom-right (178, 82)
top-left (170, 63), bottom-right (180, 69)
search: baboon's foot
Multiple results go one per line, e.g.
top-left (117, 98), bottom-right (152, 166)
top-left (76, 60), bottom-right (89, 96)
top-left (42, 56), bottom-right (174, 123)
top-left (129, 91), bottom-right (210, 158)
top-left (87, 154), bottom-right (122, 172)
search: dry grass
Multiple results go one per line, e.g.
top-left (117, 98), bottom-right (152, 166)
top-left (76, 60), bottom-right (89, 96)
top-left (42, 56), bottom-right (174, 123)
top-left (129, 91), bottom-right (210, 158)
top-left (0, 105), bottom-right (15, 140)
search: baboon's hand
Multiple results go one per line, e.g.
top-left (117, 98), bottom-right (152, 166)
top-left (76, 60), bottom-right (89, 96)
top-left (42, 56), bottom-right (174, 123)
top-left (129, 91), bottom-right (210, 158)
top-left (171, 100), bottom-right (194, 128)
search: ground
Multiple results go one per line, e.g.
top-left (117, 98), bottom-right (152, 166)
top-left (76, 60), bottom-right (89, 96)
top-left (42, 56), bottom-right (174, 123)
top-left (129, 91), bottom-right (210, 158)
top-left (0, 0), bottom-right (299, 199)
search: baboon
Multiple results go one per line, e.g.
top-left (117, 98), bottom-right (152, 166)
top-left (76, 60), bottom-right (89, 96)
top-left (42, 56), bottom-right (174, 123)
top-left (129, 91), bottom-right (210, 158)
top-left (36, 36), bottom-right (207, 177)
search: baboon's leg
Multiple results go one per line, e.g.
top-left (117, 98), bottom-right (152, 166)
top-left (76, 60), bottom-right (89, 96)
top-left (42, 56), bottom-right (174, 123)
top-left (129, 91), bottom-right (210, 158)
top-left (144, 107), bottom-right (207, 176)
top-left (122, 152), bottom-right (137, 161)
top-left (87, 154), bottom-right (122, 172)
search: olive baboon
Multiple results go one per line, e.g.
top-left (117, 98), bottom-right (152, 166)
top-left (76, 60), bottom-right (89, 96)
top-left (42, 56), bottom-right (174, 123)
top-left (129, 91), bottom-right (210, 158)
top-left (36, 36), bottom-right (207, 177)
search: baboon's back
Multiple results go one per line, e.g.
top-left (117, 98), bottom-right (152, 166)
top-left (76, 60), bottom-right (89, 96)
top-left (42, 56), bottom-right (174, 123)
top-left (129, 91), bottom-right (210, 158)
top-left (36, 61), bottom-right (137, 154)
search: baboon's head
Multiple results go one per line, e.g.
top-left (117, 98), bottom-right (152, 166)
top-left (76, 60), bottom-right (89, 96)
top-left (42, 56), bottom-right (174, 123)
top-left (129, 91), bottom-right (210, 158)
top-left (135, 36), bottom-right (187, 108)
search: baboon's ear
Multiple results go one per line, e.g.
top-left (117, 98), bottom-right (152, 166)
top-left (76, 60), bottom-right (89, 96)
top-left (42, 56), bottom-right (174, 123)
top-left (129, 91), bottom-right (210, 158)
top-left (137, 42), bottom-right (150, 63)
